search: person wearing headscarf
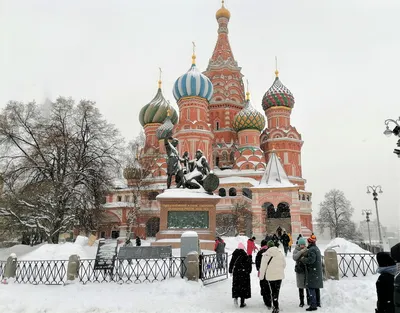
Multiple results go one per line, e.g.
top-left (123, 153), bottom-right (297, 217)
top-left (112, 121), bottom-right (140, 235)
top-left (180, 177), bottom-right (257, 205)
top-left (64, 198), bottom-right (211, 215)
top-left (293, 237), bottom-right (310, 307)
top-left (300, 236), bottom-right (323, 311)
top-left (229, 242), bottom-right (252, 308)
top-left (376, 252), bottom-right (396, 313)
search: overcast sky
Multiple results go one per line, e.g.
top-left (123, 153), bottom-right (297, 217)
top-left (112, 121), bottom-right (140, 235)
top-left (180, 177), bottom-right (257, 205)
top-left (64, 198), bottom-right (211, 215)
top-left (1, 0), bottom-right (399, 229)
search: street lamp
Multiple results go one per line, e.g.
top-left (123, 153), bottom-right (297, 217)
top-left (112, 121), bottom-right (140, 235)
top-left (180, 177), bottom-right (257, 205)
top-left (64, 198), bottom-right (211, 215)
top-left (384, 117), bottom-right (400, 157)
top-left (362, 209), bottom-right (372, 247)
top-left (366, 185), bottom-right (383, 245)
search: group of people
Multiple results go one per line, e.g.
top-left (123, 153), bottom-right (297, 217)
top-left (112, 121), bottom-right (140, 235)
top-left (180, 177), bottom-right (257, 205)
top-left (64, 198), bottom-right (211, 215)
top-left (228, 234), bottom-right (323, 312)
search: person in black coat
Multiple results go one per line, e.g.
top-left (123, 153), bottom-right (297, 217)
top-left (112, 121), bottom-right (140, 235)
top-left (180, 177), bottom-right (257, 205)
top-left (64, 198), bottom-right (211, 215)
top-left (376, 252), bottom-right (396, 313)
top-left (391, 243), bottom-right (400, 313)
top-left (229, 242), bottom-right (252, 308)
top-left (135, 236), bottom-right (141, 247)
top-left (281, 231), bottom-right (290, 256)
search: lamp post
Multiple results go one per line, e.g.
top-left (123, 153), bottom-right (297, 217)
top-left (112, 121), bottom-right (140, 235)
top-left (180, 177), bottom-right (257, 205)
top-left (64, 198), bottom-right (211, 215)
top-left (362, 209), bottom-right (372, 247)
top-left (383, 117), bottom-right (400, 157)
top-left (366, 185), bottom-right (383, 245)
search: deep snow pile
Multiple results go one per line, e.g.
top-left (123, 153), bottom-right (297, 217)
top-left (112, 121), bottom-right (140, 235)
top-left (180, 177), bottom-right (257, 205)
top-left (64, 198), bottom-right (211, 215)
top-left (326, 238), bottom-right (370, 254)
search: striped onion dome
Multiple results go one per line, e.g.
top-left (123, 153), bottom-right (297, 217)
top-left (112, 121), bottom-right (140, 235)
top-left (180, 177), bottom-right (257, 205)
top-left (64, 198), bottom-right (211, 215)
top-left (262, 73), bottom-right (295, 110)
top-left (156, 114), bottom-right (174, 140)
top-left (173, 56), bottom-right (213, 102)
top-left (139, 87), bottom-right (178, 127)
top-left (233, 93), bottom-right (266, 132)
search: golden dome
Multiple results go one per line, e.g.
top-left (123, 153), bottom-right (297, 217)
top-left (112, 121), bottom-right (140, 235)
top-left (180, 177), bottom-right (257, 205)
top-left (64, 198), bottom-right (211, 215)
top-left (216, 1), bottom-right (231, 20)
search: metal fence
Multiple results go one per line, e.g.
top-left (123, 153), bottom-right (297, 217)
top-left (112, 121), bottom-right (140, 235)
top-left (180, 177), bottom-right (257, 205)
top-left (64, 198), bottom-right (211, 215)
top-left (337, 253), bottom-right (378, 277)
top-left (199, 253), bottom-right (228, 285)
top-left (1, 257), bottom-right (187, 285)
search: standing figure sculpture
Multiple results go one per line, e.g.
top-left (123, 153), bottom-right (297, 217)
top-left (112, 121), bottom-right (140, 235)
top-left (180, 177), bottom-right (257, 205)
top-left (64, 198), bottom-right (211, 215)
top-left (164, 137), bottom-right (184, 189)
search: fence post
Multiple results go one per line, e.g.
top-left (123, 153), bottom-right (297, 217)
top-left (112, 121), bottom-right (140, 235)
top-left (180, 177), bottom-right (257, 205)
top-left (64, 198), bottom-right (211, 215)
top-left (66, 254), bottom-right (80, 283)
top-left (185, 251), bottom-right (199, 282)
top-left (324, 249), bottom-right (339, 280)
top-left (2, 253), bottom-right (17, 284)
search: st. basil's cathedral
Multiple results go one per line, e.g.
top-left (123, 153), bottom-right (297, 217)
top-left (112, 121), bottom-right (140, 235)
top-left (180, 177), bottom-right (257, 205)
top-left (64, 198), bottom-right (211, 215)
top-left (100, 2), bottom-right (313, 240)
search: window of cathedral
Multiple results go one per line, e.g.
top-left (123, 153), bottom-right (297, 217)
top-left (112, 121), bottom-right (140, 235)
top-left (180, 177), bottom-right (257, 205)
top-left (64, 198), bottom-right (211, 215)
top-left (117, 196), bottom-right (122, 202)
top-left (242, 188), bottom-right (252, 199)
top-left (125, 195), bottom-right (130, 202)
top-left (218, 188), bottom-right (226, 197)
top-left (222, 151), bottom-right (228, 161)
top-left (229, 151), bottom-right (235, 161)
top-left (277, 202), bottom-right (291, 218)
top-left (148, 191), bottom-right (159, 201)
top-left (229, 188), bottom-right (237, 197)
top-left (216, 121), bottom-right (219, 130)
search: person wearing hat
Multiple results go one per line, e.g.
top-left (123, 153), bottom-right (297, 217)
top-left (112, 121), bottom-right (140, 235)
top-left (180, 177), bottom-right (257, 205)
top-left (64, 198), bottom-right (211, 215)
top-left (259, 240), bottom-right (286, 313)
top-left (293, 237), bottom-right (310, 307)
top-left (229, 242), bottom-right (252, 308)
top-left (300, 236), bottom-right (323, 311)
top-left (375, 252), bottom-right (396, 313)
top-left (391, 243), bottom-right (400, 313)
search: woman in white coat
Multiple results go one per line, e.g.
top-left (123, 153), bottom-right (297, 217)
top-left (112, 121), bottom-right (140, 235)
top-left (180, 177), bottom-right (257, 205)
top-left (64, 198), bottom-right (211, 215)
top-left (259, 240), bottom-right (286, 313)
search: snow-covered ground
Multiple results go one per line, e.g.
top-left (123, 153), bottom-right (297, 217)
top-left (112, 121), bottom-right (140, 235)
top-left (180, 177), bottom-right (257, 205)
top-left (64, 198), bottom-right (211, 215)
top-left (0, 236), bottom-right (378, 313)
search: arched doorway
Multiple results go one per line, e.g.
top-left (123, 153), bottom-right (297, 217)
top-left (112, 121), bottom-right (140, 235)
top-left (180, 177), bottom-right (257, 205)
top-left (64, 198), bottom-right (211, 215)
top-left (146, 217), bottom-right (160, 237)
top-left (98, 211), bottom-right (121, 239)
top-left (263, 202), bottom-right (292, 235)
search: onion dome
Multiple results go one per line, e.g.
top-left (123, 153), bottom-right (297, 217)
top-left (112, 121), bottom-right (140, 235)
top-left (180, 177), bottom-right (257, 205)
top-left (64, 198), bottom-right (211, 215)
top-left (173, 50), bottom-right (214, 102)
top-left (139, 79), bottom-right (178, 127)
top-left (233, 92), bottom-right (266, 132)
top-left (262, 70), bottom-right (295, 111)
top-left (156, 109), bottom-right (174, 140)
top-left (216, 0), bottom-right (231, 20)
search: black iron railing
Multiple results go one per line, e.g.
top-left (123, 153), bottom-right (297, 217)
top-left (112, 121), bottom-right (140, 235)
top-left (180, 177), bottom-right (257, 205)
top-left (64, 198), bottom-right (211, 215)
top-left (15, 260), bottom-right (68, 285)
top-left (199, 253), bottom-right (228, 285)
top-left (79, 257), bottom-right (187, 284)
top-left (0, 260), bottom-right (5, 279)
top-left (337, 253), bottom-right (378, 277)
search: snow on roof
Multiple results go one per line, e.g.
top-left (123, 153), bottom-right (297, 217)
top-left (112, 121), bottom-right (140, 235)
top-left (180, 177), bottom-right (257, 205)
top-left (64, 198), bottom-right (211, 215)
top-left (156, 188), bottom-right (220, 199)
top-left (219, 176), bottom-right (258, 186)
top-left (256, 151), bottom-right (296, 188)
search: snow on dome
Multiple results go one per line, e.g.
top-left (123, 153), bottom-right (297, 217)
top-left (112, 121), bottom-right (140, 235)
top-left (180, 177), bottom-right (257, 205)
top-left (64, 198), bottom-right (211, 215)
top-left (233, 97), bottom-right (266, 132)
top-left (173, 57), bottom-right (213, 102)
top-left (139, 88), bottom-right (178, 127)
top-left (262, 75), bottom-right (295, 111)
top-left (156, 114), bottom-right (174, 140)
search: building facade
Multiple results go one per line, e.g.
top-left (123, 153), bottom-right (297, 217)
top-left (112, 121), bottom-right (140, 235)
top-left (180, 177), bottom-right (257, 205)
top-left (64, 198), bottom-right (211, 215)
top-left (99, 2), bottom-right (313, 240)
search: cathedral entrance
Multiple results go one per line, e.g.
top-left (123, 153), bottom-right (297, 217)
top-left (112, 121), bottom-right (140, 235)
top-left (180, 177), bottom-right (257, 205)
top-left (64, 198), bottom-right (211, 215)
top-left (262, 202), bottom-right (292, 235)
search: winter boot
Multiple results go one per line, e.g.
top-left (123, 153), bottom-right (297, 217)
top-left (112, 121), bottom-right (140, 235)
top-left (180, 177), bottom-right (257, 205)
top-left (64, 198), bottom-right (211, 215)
top-left (299, 289), bottom-right (305, 307)
top-left (240, 298), bottom-right (246, 308)
top-left (306, 307), bottom-right (317, 311)
top-left (272, 307), bottom-right (279, 313)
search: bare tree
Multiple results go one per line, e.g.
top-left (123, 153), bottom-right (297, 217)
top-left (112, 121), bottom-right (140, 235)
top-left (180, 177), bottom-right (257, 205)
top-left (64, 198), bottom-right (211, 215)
top-left (316, 189), bottom-right (357, 239)
top-left (123, 131), bottom-right (160, 238)
top-left (0, 98), bottom-right (122, 243)
top-left (216, 200), bottom-right (252, 236)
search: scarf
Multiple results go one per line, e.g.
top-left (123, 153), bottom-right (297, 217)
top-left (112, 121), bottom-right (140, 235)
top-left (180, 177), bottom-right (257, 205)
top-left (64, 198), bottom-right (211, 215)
top-left (377, 265), bottom-right (397, 275)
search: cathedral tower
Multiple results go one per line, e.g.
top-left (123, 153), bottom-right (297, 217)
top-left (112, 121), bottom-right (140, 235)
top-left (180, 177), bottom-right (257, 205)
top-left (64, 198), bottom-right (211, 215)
top-left (172, 49), bottom-right (214, 164)
top-left (203, 1), bottom-right (245, 169)
top-left (260, 66), bottom-right (305, 189)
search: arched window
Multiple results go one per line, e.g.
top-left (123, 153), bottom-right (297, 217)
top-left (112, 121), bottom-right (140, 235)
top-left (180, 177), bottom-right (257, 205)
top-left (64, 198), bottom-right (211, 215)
top-left (230, 151), bottom-right (235, 161)
top-left (229, 188), bottom-right (237, 196)
top-left (302, 194), bottom-right (305, 200)
top-left (218, 188), bottom-right (226, 197)
top-left (222, 151), bottom-right (228, 161)
top-left (242, 188), bottom-right (252, 199)
top-left (263, 202), bottom-right (275, 218)
top-left (277, 202), bottom-right (291, 218)
top-left (216, 121), bottom-right (219, 130)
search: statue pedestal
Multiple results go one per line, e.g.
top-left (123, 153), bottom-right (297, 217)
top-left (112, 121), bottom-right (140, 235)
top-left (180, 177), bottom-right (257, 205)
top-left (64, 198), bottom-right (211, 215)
top-left (151, 189), bottom-right (220, 250)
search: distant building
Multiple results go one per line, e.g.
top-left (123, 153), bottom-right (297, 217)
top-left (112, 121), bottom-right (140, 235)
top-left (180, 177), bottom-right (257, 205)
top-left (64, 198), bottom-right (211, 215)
top-left (99, 3), bottom-right (313, 240)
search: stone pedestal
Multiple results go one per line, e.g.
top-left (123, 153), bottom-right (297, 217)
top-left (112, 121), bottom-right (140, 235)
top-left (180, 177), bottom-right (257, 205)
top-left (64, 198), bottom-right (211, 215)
top-left (151, 189), bottom-right (220, 250)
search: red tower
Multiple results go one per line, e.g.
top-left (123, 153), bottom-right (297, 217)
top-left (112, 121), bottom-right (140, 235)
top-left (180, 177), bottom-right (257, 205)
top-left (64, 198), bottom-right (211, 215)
top-left (260, 69), bottom-right (306, 189)
top-left (203, 1), bottom-right (245, 169)
top-left (172, 52), bottom-right (214, 163)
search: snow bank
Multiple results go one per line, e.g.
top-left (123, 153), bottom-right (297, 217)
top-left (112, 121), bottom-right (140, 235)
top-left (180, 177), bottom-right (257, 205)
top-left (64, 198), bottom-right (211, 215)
top-left (20, 243), bottom-right (92, 260)
top-left (0, 244), bottom-right (44, 261)
top-left (326, 238), bottom-right (370, 254)
top-left (74, 236), bottom-right (89, 246)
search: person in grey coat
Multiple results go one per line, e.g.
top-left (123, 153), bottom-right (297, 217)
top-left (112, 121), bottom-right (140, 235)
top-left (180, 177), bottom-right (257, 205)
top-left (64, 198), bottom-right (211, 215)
top-left (293, 237), bottom-right (310, 307)
top-left (300, 236), bottom-right (323, 311)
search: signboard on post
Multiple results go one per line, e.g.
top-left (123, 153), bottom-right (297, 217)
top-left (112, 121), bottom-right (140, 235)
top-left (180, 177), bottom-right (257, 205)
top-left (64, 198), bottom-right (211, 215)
top-left (117, 246), bottom-right (172, 260)
top-left (94, 239), bottom-right (118, 270)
